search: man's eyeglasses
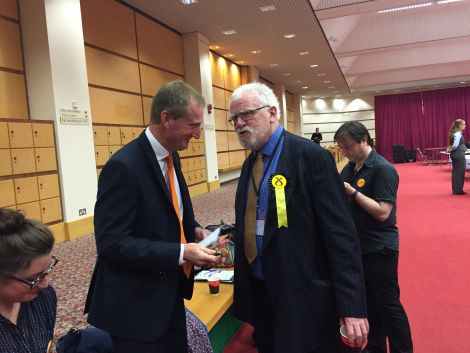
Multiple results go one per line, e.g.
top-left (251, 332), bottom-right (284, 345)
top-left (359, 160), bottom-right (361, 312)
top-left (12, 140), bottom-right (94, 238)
top-left (228, 105), bottom-right (270, 125)
top-left (10, 256), bottom-right (59, 289)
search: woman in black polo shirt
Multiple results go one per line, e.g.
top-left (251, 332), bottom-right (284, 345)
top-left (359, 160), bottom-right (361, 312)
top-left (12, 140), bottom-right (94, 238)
top-left (0, 208), bottom-right (57, 353)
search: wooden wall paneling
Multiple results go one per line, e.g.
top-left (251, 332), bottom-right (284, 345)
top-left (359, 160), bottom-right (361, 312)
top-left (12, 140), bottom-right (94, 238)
top-left (285, 92), bottom-right (293, 110)
top-left (108, 145), bottom-right (121, 159)
top-left (38, 174), bottom-right (60, 200)
top-left (214, 109), bottom-right (228, 131)
top-left (16, 201), bottom-right (41, 221)
top-left (94, 145), bottom-right (109, 166)
top-left (227, 131), bottom-right (242, 150)
top-left (11, 148), bottom-right (35, 175)
top-left (224, 90), bottom-right (232, 110)
top-left (0, 121), bottom-right (9, 148)
top-left (8, 122), bottom-right (33, 148)
top-left (225, 62), bottom-right (240, 91)
top-left (210, 52), bottom-right (225, 88)
top-left (259, 77), bottom-right (274, 90)
top-left (287, 122), bottom-right (294, 132)
top-left (106, 126), bottom-right (121, 145)
top-left (0, 19), bottom-right (23, 70)
top-left (85, 46), bottom-right (140, 93)
top-left (40, 197), bottom-right (62, 224)
top-left (136, 14), bottom-right (184, 75)
top-left (287, 110), bottom-right (294, 123)
top-left (35, 147), bottom-right (57, 172)
top-left (0, 179), bottom-right (15, 207)
top-left (212, 87), bottom-right (226, 109)
top-left (0, 149), bottom-right (12, 176)
top-left (93, 125), bottom-right (108, 145)
top-left (0, 71), bottom-right (28, 119)
top-left (216, 131), bottom-right (228, 152)
top-left (120, 126), bottom-right (133, 145)
top-left (140, 64), bottom-right (183, 97)
top-left (0, 0), bottom-right (18, 19)
top-left (132, 127), bottom-right (144, 140)
top-left (142, 96), bottom-right (152, 123)
top-left (80, 0), bottom-right (137, 59)
top-left (97, 167), bottom-right (102, 179)
top-left (32, 123), bottom-right (54, 147)
top-left (89, 87), bottom-right (143, 125)
top-left (217, 152), bottom-right (229, 169)
top-left (229, 150), bottom-right (246, 166)
top-left (13, 176), bottom-right (39, 204)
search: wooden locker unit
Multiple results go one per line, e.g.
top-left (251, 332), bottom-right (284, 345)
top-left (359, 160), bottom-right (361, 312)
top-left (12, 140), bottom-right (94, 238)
top-left (11, 148), bottom-right (36, 175)
top-left (35, 147), bottom-right (57, 172)
top-left (32, 123), bottom-right (54, 147)
top-left (38, 174), bottom-right (60, 200)
top-left (132, 127), bottom-right (143, 140)
top-left (108, 145), bottom-right (121, 159)
top-left (0, 179), bottom-right (15, 207)
top-left (93, 125), bottom-right (108, 145)
top-left (106, 126), bottom-right (121, 145)
top-left (13, 176), bottom-right (39, 204)
top-left (16, 201), bottom-right (41, 222)
top-left (120, 126), bottom-right (133, 145)
top-left (95, 145), bottom-right (110, 166)
top-left (0, 149), bottom-right (13, 176)
top-left (0, 122), bottom-right (9, 148)
top-left (40, 197), bottom-right (62, 224)
top-left (8, 122), bottom-right (33, 148)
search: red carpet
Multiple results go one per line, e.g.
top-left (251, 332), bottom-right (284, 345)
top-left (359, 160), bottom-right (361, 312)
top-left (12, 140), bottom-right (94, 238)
top-left (224, 162), bottom-right (470, 353)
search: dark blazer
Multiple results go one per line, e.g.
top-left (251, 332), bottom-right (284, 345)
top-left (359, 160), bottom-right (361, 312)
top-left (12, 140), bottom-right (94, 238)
top-left (233, 131), bottom-right (367, 353)
top-left (85, 131), bottom-right (196, 342)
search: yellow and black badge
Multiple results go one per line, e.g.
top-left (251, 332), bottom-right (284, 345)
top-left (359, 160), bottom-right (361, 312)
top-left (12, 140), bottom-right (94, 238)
top-left (357, 178), bottom-right (365, 188)
top-left (271, 174), bottom-right (288, 228)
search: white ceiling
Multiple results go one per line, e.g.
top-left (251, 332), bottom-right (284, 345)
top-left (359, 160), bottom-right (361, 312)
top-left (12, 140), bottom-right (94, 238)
top-left (122, 0), bottom-right (470, 98)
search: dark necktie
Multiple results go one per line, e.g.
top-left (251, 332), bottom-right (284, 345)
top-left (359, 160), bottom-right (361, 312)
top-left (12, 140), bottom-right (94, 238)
top-left (244, 152), bottom-right (263, 264)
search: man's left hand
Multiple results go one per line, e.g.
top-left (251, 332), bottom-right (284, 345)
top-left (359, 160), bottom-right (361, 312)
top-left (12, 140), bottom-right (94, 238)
top-left (339, 317), bottom-right (369, 350)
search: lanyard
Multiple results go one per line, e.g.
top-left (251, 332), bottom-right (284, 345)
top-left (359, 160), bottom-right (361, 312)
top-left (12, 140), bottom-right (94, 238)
top-left (250, 131), bottom-right (284, 197)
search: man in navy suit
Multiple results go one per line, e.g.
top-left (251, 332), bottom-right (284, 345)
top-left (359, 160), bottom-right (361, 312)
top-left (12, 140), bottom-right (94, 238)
top-left (85, 80), bottom-right (220, 353)
top-left (230, 82), bottom-right (369, 353)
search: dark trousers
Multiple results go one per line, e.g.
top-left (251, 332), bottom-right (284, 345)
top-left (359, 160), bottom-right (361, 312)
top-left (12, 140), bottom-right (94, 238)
top-left (362, 249), bottom-right (413, 353)
top-left (251, 278), bottom-right (345, 353)
top-left (111, 296), bottom-right (188, 353)
top-left (451, 151), bottom-right (466, 194)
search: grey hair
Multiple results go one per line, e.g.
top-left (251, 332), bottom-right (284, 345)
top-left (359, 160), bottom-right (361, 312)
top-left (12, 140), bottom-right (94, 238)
top-left (231, 82), bottom-right (281, 120)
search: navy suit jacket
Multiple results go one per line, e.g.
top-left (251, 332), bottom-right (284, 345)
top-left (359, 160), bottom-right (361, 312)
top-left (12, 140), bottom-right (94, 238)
top-left (85, 131), bottom-right (196, 342)
top-left (233, 131), bottom-right (367, 353)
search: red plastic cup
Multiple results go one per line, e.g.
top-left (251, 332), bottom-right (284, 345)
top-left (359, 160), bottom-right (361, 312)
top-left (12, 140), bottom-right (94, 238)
top-left (208, 275), bottom-right (220, 295)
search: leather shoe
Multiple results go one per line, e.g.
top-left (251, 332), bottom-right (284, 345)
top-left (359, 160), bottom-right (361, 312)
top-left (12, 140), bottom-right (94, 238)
top-left (453, 191), bottom-right (467, 195)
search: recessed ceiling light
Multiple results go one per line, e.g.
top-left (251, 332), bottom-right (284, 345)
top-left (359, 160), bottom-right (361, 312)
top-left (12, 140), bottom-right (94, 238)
top-left (222, 29), bottom-right (237, 35)
top-left (376, 90), bottom-right (381, 93)
top-left (299, 51), bottom-right (309, 55)
top-left (323, 80), bottom-right (331, 83)
top-left (259, 4), bottom-right (276, 12)
top-left (328, 86), bottom-right (335, 89)
top-left (250, 50), bottom-right (261, 54)
top-left (209, 45), bottom-right (220, 50)
top-left (333, 90), bottom-right (339, 93)
top-left (317, 73), bottom-right (326, 76)
top-left (179, 0), bottom-right (198, 4)
top-left (283, 73), bottom-right (292, 76)
top-left (460, 81), bottom-right (466, 84)
top-left (437, 0), bottom-right (462, 4)
top-left (302, 86), bottom-right (308, 89)
top-left (295, 80), bottom-right (301, 83)
top-left (310, 64), bottom-right (319, 68)
top-left (237, 61), bottom-right (245, 64)
top-left (283, 33), bottom-right (296, 39)
top-left (269, 63), bottom-right (278, 67)
top-left (377, 2), bottom-right (432, 13)
top-left (226, 54), bottom-right (234, 58)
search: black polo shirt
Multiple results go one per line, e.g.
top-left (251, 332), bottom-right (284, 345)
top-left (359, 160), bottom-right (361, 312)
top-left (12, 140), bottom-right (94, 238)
top-left (340, 150), bottom-right (399, 254)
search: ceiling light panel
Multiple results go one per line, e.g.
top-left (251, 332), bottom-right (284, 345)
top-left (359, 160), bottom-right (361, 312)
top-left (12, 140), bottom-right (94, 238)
top-left (377, 2), bottom-right (433, 14)
top-left (222, 29), bottom-right (237, 35)
top-left (259, 5), bottom-right (276, 12)
top-left (283, 33), bottom-right (296, 38)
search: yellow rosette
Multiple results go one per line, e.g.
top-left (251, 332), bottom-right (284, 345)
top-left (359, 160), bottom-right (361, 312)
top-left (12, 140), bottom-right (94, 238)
top-left (357, 178), bottom-right (365, 188)
top-left (271, 174), bottom-right (288, 228)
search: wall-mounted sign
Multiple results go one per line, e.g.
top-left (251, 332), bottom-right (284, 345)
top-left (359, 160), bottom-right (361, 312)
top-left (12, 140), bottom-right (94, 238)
top-left (204, 123), bottom-right (215, 131)
top-left (59, 108), bottom-right (89, 125)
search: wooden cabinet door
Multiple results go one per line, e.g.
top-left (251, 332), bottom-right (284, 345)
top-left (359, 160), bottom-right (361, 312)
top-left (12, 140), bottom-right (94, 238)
top-left (0, 122), bottom-right (9, 148)
top-left (14, 176), bottom-right (39, 204)
top-left (8, 122), bottom-right (33, 148)
top-left (11, 148), bottom-right (36, 174)
top-left (40, 197), bottom-right (62, 223)
top-left (35, 148), bottom-right (57, 172)
top-left (16, 201), bottom-right (41, 221)
top-left (38, 174), bottom-right (60, 199)
top-left (32, 123), bottom-right (55, 147)
top-left (131, 127), bottom-right (143, 140)
top-left (93, 125), bottom-right (108, 145)
top-left (108, 145), bottom-right (121, 159)
top-left (120, 126), bottom-right (133, 145)
top-left (107, 126), bottom-right (121, 145)
top-left (0, 149), bottom-right (13, 176)
top-left (0, 179), bottom-right (15, 207)
top-left (95, 145), bottom-right (109, 166)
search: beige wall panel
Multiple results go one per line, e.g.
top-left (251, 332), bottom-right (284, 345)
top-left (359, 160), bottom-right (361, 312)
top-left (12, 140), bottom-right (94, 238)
top-left (32, 123), bottom-right (54, 147)
top-left (229, 150), bottom-right (246, 166)
top-left (142, 96), bottom-right (152, 123)
top-left (226, 63), bottom-right (241, 91)
top-left (224, 90), bottom-right (233, 110)
top-left (287, 122), bottom-right (294, 132)
top-left (216, 131), bottom-right (228, 152)
top-left (40, 197), bottom-right (62, 224)
top-left (210, 52), bottom-right (225, 88)
top-left (85, 46), bottom-right (140, 93)
top-left (93, 125), bottom-right (108, 145)
top-left (0, 71), bottom-right (28, 119)
top-left (0, 122), bottom-right (9, 148)
top-left (136, 14), bottom-right (184, 75)
top-left (213, 87), bottom-right (226, 110)
top-left (0, 0), bottom-right (18, 19)
top-left (80, 0), bottom-right (137, 59)
top-left (38, 174), bottom-right (60, 200)
top-left (217, 152), bottom-right (229, 169)
top-left (0, 179), bottom-right (15, 207)
top-left (89, 87), bottom-right (143, 125)
top-left (228, 131), bottom-right (242, 150)
top-left (214, 109), bottom-right (228, 131)
top-left (285, 92), bottom-right (293, 110)
top-left (0, 149), bottom-right (12, 176)
top-left (140, 64), bottom-right (183, 97)
top-left (287, 110), bottom-right (294, 123)
top-left (35, 147), bottom-right (57, 172)
top-left (17, 201), bottom-right (41, 221)
top-left (0, 20), bottom-right (23, 70)
top-left (8, 122), bottom-right (32, 148)
top-left (14, 176), bottom-right (39, 204)
top-left (11, 148), bottom-right (35, 174)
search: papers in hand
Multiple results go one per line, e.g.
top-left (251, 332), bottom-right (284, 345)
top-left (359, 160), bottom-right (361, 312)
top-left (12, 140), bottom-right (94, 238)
top-left (198, 227), bottom-right (221, 248)
top-left (194, 269), bottom-right (234, 283)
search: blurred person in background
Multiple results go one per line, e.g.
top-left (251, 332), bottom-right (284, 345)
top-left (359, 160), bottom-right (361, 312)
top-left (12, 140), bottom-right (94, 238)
top-left (447, 118), bottom-right (467, 195)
